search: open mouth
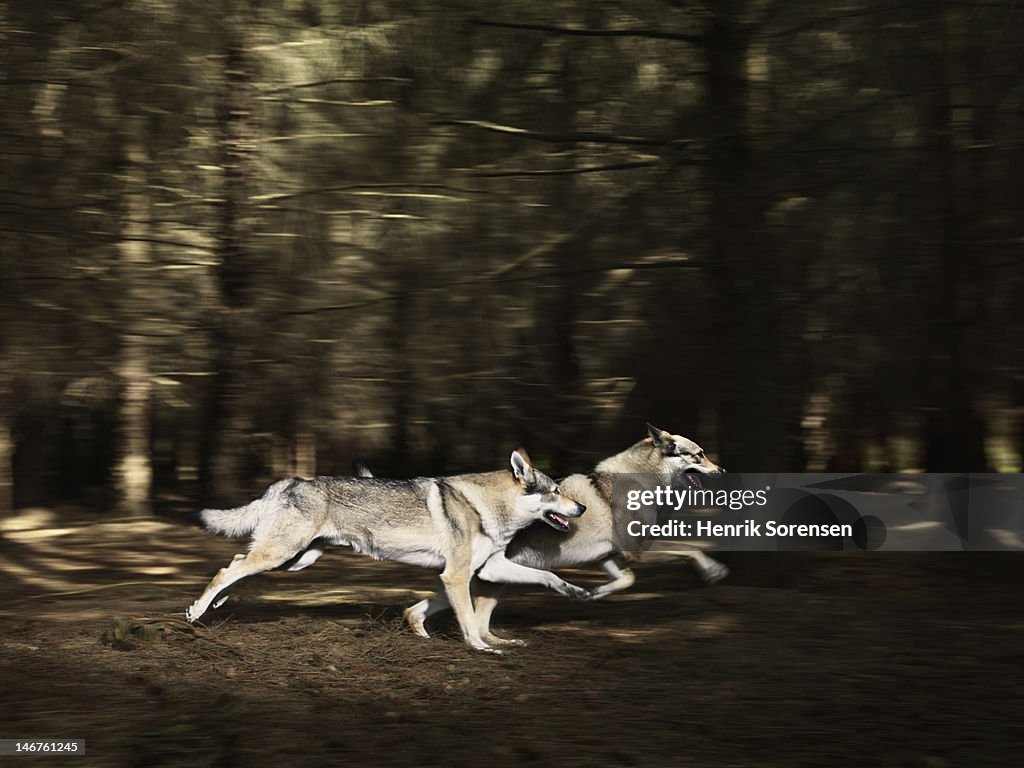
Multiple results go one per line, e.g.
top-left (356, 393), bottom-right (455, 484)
top-left (543, 511), bottom-right (572, 531)
top-left (684, 469), bottom-right (704, 490)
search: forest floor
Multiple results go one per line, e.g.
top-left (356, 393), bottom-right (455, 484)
top-left (0, 506), bottom-right (1020, 767)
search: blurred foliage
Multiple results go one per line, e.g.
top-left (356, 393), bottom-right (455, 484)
top-left (1, 0), bottom-right (1022, 512)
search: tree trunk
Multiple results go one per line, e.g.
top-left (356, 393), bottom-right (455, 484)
top-left (293, 430), bottom-right (317, 478)
top-left (114, 141), bottom-right (153, 515)
top-left (540, 45), bottom-right (582, 469)
top-left (924, 3), bottom-right (987, 471)
top-left (706, 2), bottom-right (789, 471)
top-left (0, 355), bottom-right (12, 514)
top-left (202, 27), bottom-right (258, 503)
top-left (389, 288), bottom-right (415, 476)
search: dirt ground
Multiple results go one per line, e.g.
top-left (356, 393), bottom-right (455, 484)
top-left (0, 507), bottom-right (1021, 767)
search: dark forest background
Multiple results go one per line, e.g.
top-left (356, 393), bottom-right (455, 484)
top-left (2, 0), bottom-right (1022, 516)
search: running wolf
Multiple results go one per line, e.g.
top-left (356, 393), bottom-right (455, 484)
top-left (402, 425), bottom-right (728, 646)
top-left (186, 450), bottom-right (588, 653)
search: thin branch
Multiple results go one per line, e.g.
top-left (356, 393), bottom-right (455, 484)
top-left (250, 183), bottom-right (484, 204)
top-left (468, 159), bottom-right (663, 177)
top-left (118, 236), bottom-right (216, 252)
top-left (258, 132), bottom-right (373, 143)
top-left (0, 78), bottom-right (99, 89)
top-left (469, 18), bottom-right (708, 44)
top-left (766, 5), bottom-right (913, 38)
top-left (433, 118), bottom-right (689, 148)
top-left (299, 150), bottom-right (696, 307)
top-left (256, 97), bottom-right (394, 107)
top-left (259, 77), bottom-right (412, 94)
top-left (654, 0), bottom-right (710, 12)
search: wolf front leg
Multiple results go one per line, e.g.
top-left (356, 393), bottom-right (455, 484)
top-left (476, 552), bottom-right (592, 601)
top-left (684, 550), bottom-right (730, 583)
top-left (469, 578), bottom-right (524, 648)
top-left (589, 557), bottom-right (637, 600)
top-left (439, 558), bottom-right (500, 654)
top-left (653, 550), bottom-right (729, 584)
top-left (403, 578), bottom-right (522, 648)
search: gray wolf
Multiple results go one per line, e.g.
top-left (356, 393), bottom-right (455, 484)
top-left (401, 425), bottom-right (728, 646)
top-left (186, 450), bottom-right (588, 653)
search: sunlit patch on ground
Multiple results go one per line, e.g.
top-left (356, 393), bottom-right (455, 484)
top-left (690, 614), bottom-right (739, 637)
top-left (0, 554), bottom-right (80, 591)
top-left (3, 527), bottom-right (77, 541)
top-left (606, 628), bottom-right (660, 643)
top-left (0, 508), bottom-right (58, 532)
top-left (606, 591), bottom-right (663, 601)
top-left (133, 566), bottom-right (182, 576)
top-left (17, 556), bottom-right (97, 572)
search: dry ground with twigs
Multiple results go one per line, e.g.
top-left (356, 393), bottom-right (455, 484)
top-left (0, 508), bottom-right (1020, 767)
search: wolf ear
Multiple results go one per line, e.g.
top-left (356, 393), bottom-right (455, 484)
top-left (510, 449), bottom-right (537, 487)
top-left (646, 423), bottom-right (671, 446)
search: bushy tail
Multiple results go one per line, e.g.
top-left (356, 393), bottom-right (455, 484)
top-left (195, 479), bottom-right (294, 538)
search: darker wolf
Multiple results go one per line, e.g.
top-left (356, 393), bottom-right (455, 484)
top-left (402, 425), bottom-right (728, 646)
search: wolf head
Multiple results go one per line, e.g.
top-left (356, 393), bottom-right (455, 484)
top-left (644, 423), bottom-right (725, 489)
top-left (510, 449), bottom-right (586, 532)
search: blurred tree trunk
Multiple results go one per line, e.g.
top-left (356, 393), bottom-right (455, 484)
top-left (386, 52), bottom-right (420, 476)
top-left (114, 140), bottom-right (153, 515)
top-left (924, 3), bottom-right (988, 471)
top-left (293, 430), bottom-right (316, 478)
top-left (706, 1), bottom-right (788, 470)
top-left (541, 46), bottom-right (582, 468)
top-left (202, 23), bottom-right (257, 502)
top-left (389, 287), bottom-right (415, 475)
top-left (0, 354), bottom-right (11, 513)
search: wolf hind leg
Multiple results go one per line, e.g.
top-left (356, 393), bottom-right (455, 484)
top-left (694, 552), bottom-right (729, 583)
top-left (589, 556), bottom-right (636, 600)
top-left (284, 544), bottom-right (326, 572)
top-left (404, 578), bottom-right (452, 638)
top-left (186, 531), bottom-right (312, 623)
top-left (676, 550), bottom-right (730, 583)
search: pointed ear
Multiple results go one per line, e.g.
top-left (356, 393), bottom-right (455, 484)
top-left (510, 449), bottom-right (537, 487)
top-left (646, 423), bottom-right (670, 446)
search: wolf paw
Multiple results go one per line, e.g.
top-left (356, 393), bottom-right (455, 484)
top-left (408, 624), bottom-right (431, 639)
top-left (403, 608), bottom-right (432, 639)
top-left (701, 561), bottom-right (730, 584)
top-left (484, 634), bottom-right (527, 648)
top-left (470, 643), bottom-right (504, 655)
top-left (560, 583), bottom-right (592, 601)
